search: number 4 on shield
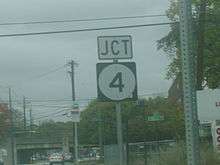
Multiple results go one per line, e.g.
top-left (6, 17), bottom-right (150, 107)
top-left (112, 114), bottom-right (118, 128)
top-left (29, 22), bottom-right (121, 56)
top-left (109, 72), bottom-right (124, 92)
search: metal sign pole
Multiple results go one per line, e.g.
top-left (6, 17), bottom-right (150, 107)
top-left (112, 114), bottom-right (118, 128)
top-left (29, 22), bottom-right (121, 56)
top-left (179, 0), bottom-right (201, 165)
top-left (116, 102), bottom-right (124, 165)
top-left (74, 122), bottom-right (79, 165)
top-left (113, 58), bottom-right (124, 165)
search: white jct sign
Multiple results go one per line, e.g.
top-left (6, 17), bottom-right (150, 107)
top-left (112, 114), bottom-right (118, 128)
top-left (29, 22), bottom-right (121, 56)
top-left (97, 36), bottom-right (133, 60)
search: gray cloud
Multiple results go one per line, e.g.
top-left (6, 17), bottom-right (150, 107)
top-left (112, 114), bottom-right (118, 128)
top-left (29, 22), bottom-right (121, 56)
top-left (0, 0), bottom-right (171, 106)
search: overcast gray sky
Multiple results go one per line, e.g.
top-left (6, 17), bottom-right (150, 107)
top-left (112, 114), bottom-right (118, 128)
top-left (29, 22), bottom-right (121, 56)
top-left (0, 0), bottom-right (172, 121)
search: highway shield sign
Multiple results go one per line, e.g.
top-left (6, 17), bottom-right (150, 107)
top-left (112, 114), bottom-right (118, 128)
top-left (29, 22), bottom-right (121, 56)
top-left (96, 62), bottom-right (137, 101)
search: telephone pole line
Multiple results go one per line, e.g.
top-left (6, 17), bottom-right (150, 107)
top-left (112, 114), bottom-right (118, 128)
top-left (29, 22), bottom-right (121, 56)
top-left (23, 96), bottom-right (26, 129)
top-left (70, 60), bottom-right (76, 101)
top-left (98, 108), bottom-right (103, 159)
top-left (69, 60), bottom-right (79, 165)
top-left (29, 106), bottom-right (33, 131)
top-left (9, 88), bottom-right (16, 165)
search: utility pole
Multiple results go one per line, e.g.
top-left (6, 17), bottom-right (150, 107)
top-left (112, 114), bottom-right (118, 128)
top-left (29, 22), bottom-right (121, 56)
top-left (9, 88), bottom-right (16, 165)
top-left (29, 106), bottom-right (33, 131)
top-left (70, 60), bottom-right (76, 101)
top-left (23, 96), bottom-right (26, 130)
top-left (69, 60), bottom-right (79, 165)
top-left (98, 108), bottom-right (103, 160)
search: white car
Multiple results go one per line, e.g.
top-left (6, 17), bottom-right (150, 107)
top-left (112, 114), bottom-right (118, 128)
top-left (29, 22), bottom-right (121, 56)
top-left (63, 153), bottom-right (72, 161)
top-left (48, 153), bottom-right (64, 165)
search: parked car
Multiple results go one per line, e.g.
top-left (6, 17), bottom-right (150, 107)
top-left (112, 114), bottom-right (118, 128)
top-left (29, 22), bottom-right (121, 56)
top-left (63, 153), bottom-right (72, 161)
top-left (48, 153), bottom-right (64, 165)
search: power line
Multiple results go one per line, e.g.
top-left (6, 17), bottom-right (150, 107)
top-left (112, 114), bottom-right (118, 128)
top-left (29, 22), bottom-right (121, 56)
top-left (33, 110), bottom-right (64, 121)
top-left (31, 104), bottom-right (87, 109)
top-left (26, 98), bottom-right (95, 102)
top-left (0, 22), bottom-right (178, 38)
top-left (31, 105), bottom-right (70, 108)
top-left (29, 64), bottom-right (68, 80)
top-left (1, 99), bottom-right (92, 103)
top-left (0, 14), bottom-right (166, 26)
top-left (1, 92), bottom-right (168, 103)
top-left (29, 109), bottom-right (67, 121)
top-left (0, 91), bottom-right (169, 103)
top-left (31, 107), bottom-right (71, 116)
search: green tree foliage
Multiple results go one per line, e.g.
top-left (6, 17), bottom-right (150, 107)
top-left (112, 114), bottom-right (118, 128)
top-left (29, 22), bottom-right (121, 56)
top-left (78, 97), bottom-right (185, 145)
top-left (0, 106), bottom-right (24, 144)
top-left (0, 104), bottom-right (12, 143)
top-left (78, 101), bottom-right (116, 145)
top-left (0, 107), bottom-right (32, 141)
top-left (32, 120), bottom-right (73, 142)
top-left (30, 97), bottom-right (184, 145)
top-left (157, 0), bottom-right (220, 88)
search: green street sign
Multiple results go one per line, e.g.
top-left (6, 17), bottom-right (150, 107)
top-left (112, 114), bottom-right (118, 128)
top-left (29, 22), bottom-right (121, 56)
top-left (146, 112), bottom-right (164, 122)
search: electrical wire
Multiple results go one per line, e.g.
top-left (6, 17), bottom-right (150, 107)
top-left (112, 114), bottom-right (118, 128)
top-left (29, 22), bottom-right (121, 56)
top-left (1, 90), bottom-right (169, 126)
top-left (0, 22), bottom-right (178, 38)
top-left (30, 106), bottom-right (87, 111)
top-left (0, 14), bottom-right (166, 26)
top-left (32, 109), bottom-right (69, 121)
top-left (29, 64), bottom-right (68, 80)
top-left (31, 107), bottom-right (71, 116)
top-left (1, 91), bottom-right (168, 103)
top-left (26, 98), bottom-right (95, 102)
top-left (31, 105), bottom-right (70, 108)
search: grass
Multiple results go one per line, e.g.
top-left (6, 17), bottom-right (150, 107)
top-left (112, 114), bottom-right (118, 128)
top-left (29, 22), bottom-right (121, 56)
top-left (128, 142), bottom-right (220, 165)
top-left (160, 143), bottom-right (220, 165)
